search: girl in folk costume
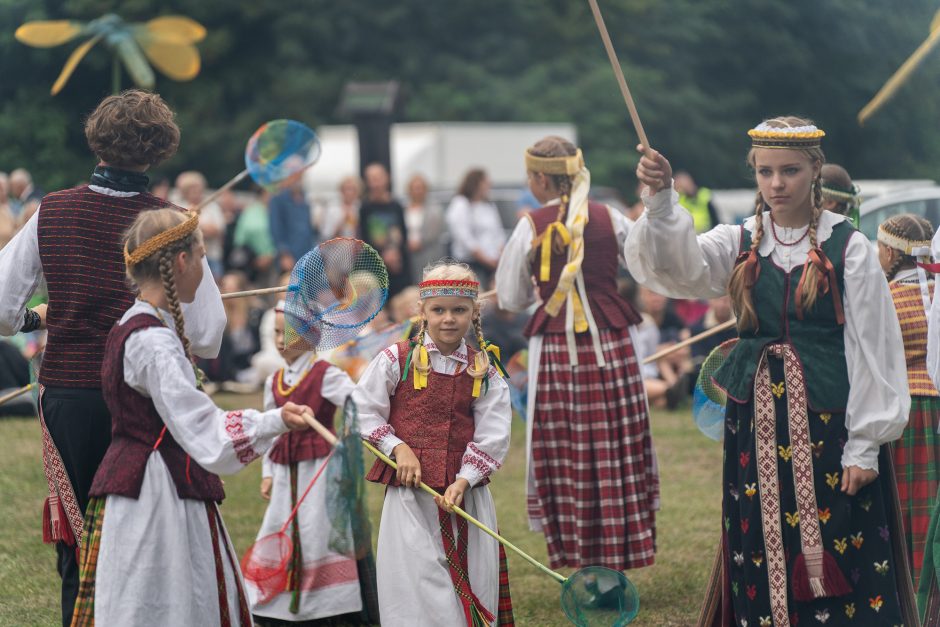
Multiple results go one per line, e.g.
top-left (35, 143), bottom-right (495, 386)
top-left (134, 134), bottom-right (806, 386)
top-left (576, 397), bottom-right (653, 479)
top-left (354, 262), bottom-right (514, 627)
top-left (628, 117), bottom-right (917, 626)
top-left (494, 136), bottom-right (657, 571)
top-left (249, 304), bottom-right (377, 625)
top-left (877, 215), bottom-right (939, 590)
top-left (820, 164), bottom-right (861, 229)
top-left (0, 89), bottom-right (224, 627)
top-left (71, 209), bottom-right (312, 627)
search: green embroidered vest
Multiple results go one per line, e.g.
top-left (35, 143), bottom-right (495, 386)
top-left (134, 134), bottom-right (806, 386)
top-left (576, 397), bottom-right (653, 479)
top-left (713, 220), bottom-right (854, 411)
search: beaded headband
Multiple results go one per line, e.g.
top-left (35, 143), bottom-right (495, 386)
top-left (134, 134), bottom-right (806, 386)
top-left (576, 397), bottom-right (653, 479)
top-left (124, 211), bottom-right (200, 268)
top-left (418, 279), bottom-right (479, 300)
top-left (877, 223), bottom-right (932, 256)
top-left (748, 122), bottom-right (825, 149)
top-left (525, 148), bottom-right (584, 176)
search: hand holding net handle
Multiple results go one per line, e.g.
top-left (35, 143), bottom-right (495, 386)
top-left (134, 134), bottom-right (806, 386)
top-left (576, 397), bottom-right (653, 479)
top-left (299, 411), bottom-right (567, 584)
top-left (0, 382), bottom-right (34, 407)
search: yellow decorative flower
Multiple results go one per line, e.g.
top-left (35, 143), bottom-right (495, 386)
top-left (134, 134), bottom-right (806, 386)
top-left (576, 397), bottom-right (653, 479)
top-left (778, 445), bottom-right (792, 462)
top-left (745, 483), bottom-right (757, 499)
top-left (834, 537), bottom-right (848, 555)
top-left (850, 532), bottom-right (863, 550)
top-left (826, 472), bottom-right (840, 490)
top-left (845, 603), bottom-right (855, 618)
top-left (818, 507), bottom-right (831, 524)
top-left (771, 381), bottom-right (785, 398)
top-left (820, 413), bottom-right (832, 425)
top-left (785, 511), bottom-right (800, 528)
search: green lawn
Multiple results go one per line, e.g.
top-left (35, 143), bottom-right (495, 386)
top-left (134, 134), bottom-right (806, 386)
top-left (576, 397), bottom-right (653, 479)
top-left (0, 399), bottom-right (721, 626)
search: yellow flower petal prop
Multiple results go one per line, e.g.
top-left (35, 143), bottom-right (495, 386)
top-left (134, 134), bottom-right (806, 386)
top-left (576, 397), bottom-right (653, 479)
top-left (858, 11), bottom-right (940, 125)
top-left (538, 221), bottom-right (570, 281)
top-left (51, 34), bottom-right (103, 95)
top-left (141, 40), bottom-right (201, 81)
top-left (15, 21), bottom-right (82, 47)
top-left (141, 16), bottom-right (206, 44)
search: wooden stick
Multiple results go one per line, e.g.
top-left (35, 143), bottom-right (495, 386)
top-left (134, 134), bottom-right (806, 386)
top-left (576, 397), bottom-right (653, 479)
top-left (641, 318), bottom-right (736, 365)
top-left (221, 285), bottom-right (289, 300)
top-left (190, 169), bottom-right (249, 214)
top-left (299, 411), bottom-right (568, 584)
top-left (0, 383), bottom-right (35, 407)
top-left (587, 0), bottom-right (650, 151)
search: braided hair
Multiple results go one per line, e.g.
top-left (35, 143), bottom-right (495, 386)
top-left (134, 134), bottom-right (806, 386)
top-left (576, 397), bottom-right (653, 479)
top-left (880, 213), bottom-right (935, 281)
top-left (124, 208), bottom-right (200, 362)
top-left (525, 136), bottom-right (578, 265)
top-left (729, 116), bottom-right (826, 330)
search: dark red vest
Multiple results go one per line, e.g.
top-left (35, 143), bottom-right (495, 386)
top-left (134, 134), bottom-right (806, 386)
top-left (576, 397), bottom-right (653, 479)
top-left (524, 201), bottom-right (641, 337)
top-left (91, 314), bottom-right (224, 502)
top-left (365, 340), bottom-right (484, 490)
top-left (268, 359), bottom-right (338, 464)
top-left (37, 186), bottom-right (174, 388)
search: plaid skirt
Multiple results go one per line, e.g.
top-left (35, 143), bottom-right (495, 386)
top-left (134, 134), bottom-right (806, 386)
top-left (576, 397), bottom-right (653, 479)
top-left (893, 395), bottom-right (940, 589)
top-left (529, 328), bottom-right (657, 571)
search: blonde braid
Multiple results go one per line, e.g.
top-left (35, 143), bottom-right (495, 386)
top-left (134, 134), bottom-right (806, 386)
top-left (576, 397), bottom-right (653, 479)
top-left (158, 249), bottom-right (193, 360)
top-left (727, 192), bottom-right (764, 331)
top-left (799, 194), bottom-right (822, 311)
top-left (466, 314), bottom-right (491, 381)
top-left (409, 318), bottom-right (430, 379)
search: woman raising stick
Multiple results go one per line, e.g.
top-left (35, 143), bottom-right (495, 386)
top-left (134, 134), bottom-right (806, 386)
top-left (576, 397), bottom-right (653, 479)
top-left (628, 117), bottom-right (916, 625)
top-left (495, 136), bottom-right (657, 572)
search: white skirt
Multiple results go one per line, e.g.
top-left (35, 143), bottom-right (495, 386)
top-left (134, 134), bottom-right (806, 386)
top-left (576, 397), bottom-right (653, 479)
top-left (247, 456), bottom-right (363, 621)
top-left (94, 455), bottom-right (248, 626)
top-left (376, 485), bottom-right (500, 627)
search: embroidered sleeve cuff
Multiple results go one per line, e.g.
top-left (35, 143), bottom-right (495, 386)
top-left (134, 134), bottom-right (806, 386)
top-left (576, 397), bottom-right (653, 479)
top-left (363, 424), bottom-right (403, 457)
top-left (456, 466), bottom-right (484, 488)
top-left (642, 187), bottom-right (679, 218)
top-left (841, 438), bottom-right (880, 473)
top-left (458, 443), bottom-right (502, 487)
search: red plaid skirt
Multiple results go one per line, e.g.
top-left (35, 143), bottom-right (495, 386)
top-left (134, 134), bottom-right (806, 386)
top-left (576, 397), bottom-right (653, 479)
top-left (893, 394), bottom-right (940, 589)
top-left (529, 328), bottom-right (657, 570)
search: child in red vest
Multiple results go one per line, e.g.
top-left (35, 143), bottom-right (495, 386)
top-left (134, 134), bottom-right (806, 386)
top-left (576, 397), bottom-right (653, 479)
top-left (354, 262), bottom-right (513, 627)
top-left (71, 208), bottom-right (310, 627)
top-left (249, 303), bottom-right (377, 625)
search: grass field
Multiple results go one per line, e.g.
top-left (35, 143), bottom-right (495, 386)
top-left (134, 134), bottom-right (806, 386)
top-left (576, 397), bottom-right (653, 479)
top-left (0, 397), bottom-right (721, 626)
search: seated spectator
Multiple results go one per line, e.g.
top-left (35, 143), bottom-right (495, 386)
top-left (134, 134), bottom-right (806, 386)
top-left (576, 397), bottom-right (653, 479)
top-left (9, 168), bottom-right (43, 223)
top-left (0, 339), bottom-right (34, 417)
top-left (690, 295), bottom-right (737, 364)
top-left (638, 286), bottom-right (693, 409)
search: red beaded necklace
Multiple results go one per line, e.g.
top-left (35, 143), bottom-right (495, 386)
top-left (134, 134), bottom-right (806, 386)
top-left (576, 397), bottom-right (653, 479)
top-left (769, 217), bottom-right (810, 247)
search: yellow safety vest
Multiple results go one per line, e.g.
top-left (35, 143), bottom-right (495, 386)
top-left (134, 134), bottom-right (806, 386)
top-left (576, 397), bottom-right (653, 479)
top-left (679, 188), bottom-right (713, 233)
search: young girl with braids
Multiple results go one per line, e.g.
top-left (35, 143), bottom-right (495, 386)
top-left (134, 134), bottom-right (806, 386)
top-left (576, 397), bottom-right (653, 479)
top-left (877, 215), bottom-right (940, 594)
top-left (629, 117), bottom-right (916, 625)
top-left (71, 209), bottom-right (312, 627)
top-left (354, 261), bottom-right (514, 627)
top-left (495, 136), bottom-right (657, 572)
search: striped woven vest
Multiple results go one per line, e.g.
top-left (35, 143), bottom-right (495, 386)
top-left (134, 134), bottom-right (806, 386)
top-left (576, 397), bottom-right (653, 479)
top-left (890, 280), bottom-right (939, 397)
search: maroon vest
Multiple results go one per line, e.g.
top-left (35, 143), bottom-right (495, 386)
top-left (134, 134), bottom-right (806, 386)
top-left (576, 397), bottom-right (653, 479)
top-left (524, 201), bottom-right (642, 337)
top-left (365, 340), bottom-right (484, 490)
top-left (91, 314), bottom-right (224, 502)
top-left (268, 360), bottom-right (338, 464)
top-left (37, 186), bottom-right (174, 388)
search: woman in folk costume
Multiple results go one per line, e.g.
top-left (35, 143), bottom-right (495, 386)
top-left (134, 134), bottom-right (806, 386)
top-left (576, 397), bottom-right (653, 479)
top-left (494, 136), bottom-right (657, 571)
top-left (628, 117), bottom-right (917, 626)
top-left (71, 209), bottom-right (312, 627)
top-left (877, 215), bottom-right (940, 591)
top-left (249, 303), bottom-right (378, 625)
top-left (0, 89), bottom-right (224, 627)
top-left (354, 262), bottom-right (514, 627)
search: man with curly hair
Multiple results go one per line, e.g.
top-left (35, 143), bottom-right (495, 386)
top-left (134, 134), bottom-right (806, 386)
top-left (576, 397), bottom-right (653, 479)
top-left (0, 89), bottom-right (225, 626)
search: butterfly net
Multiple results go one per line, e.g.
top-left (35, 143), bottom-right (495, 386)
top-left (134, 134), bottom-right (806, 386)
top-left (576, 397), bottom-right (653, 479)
top-left (561, 566), bottom-right (640, 626)
top-left (691, 338), bottom-right (738, 441)
top-left (245, 119), bottom-right (321, 190)
top-left (284, 238), bottom-right (389, 351)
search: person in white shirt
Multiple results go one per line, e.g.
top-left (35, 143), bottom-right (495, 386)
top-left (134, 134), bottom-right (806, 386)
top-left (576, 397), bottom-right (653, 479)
top-left (446, 169), bottom-right (506, 284)
top-left (628, 116), bottom-right (915, 626)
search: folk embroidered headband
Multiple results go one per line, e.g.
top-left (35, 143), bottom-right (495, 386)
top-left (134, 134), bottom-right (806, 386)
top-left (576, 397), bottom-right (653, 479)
top-left (525, 148), bottom-right (585, 176)
top-left (418, 279), bottom-right (479, 300)
top-left (748, 122), bottom-right (825, 149)
top-left (124, 211), bottom-right (200, 268)
top-left (877, 224), bottom-right (932, 256)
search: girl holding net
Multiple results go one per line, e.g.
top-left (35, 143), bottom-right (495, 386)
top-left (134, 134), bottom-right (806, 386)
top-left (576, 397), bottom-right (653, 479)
top-left (628, 117), bottom-right (916, 625)
top-left (70, 209), bottom-right (313, 627)
top-left (876, 214), bottom-right (940, 594)
top-left (353, 261), bottom-right (514, 626)
top-left (494, 136), bottom-right (657, 573)
top-left (248, 302), bottom-right (377, 625)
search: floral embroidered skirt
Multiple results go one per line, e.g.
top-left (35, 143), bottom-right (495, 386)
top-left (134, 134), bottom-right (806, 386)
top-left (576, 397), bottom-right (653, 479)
top-left (707, 350), bottom-right (915, 627)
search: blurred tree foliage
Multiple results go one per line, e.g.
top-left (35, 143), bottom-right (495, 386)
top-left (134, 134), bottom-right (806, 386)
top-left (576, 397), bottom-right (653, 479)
top-left (2, 0), bottom-right (939, 195)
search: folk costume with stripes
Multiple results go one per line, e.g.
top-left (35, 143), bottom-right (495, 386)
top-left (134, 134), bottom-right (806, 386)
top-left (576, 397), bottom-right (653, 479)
top-left (626, 123), bottom-right (917, 626)
top-left (248, 349), bottom-right (377, 623)
top-left (355, 292), bottom-right (514, 627)
top-left (495, 148), bottom-right (658, 571)
top-left (0, 167), bottom-right (225, 626)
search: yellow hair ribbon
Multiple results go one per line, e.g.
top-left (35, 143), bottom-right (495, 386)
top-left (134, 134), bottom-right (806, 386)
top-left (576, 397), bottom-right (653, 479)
top-left (413, 345), bottom-right (429, 390)
top-left (571, 291), bottom-right (589, 333)
top-left (539, 222), bottom-right (571, 281)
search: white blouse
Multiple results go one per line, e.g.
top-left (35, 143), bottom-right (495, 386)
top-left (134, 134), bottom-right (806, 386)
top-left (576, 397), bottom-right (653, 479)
top-left (445, 195), bottom-right (507, 263)
top-left (260, 351), bottom-right (357, 478)
top-left (625, 188), bottom-right (910, 472)
top-left (495, 199), bottom-right (633, 314)
top-left (0, 199), bottom-right (226, 358)
top-left (120, 300), bottom-right (286, 475)
top-left (353, 334), bottom-right (512, 487)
